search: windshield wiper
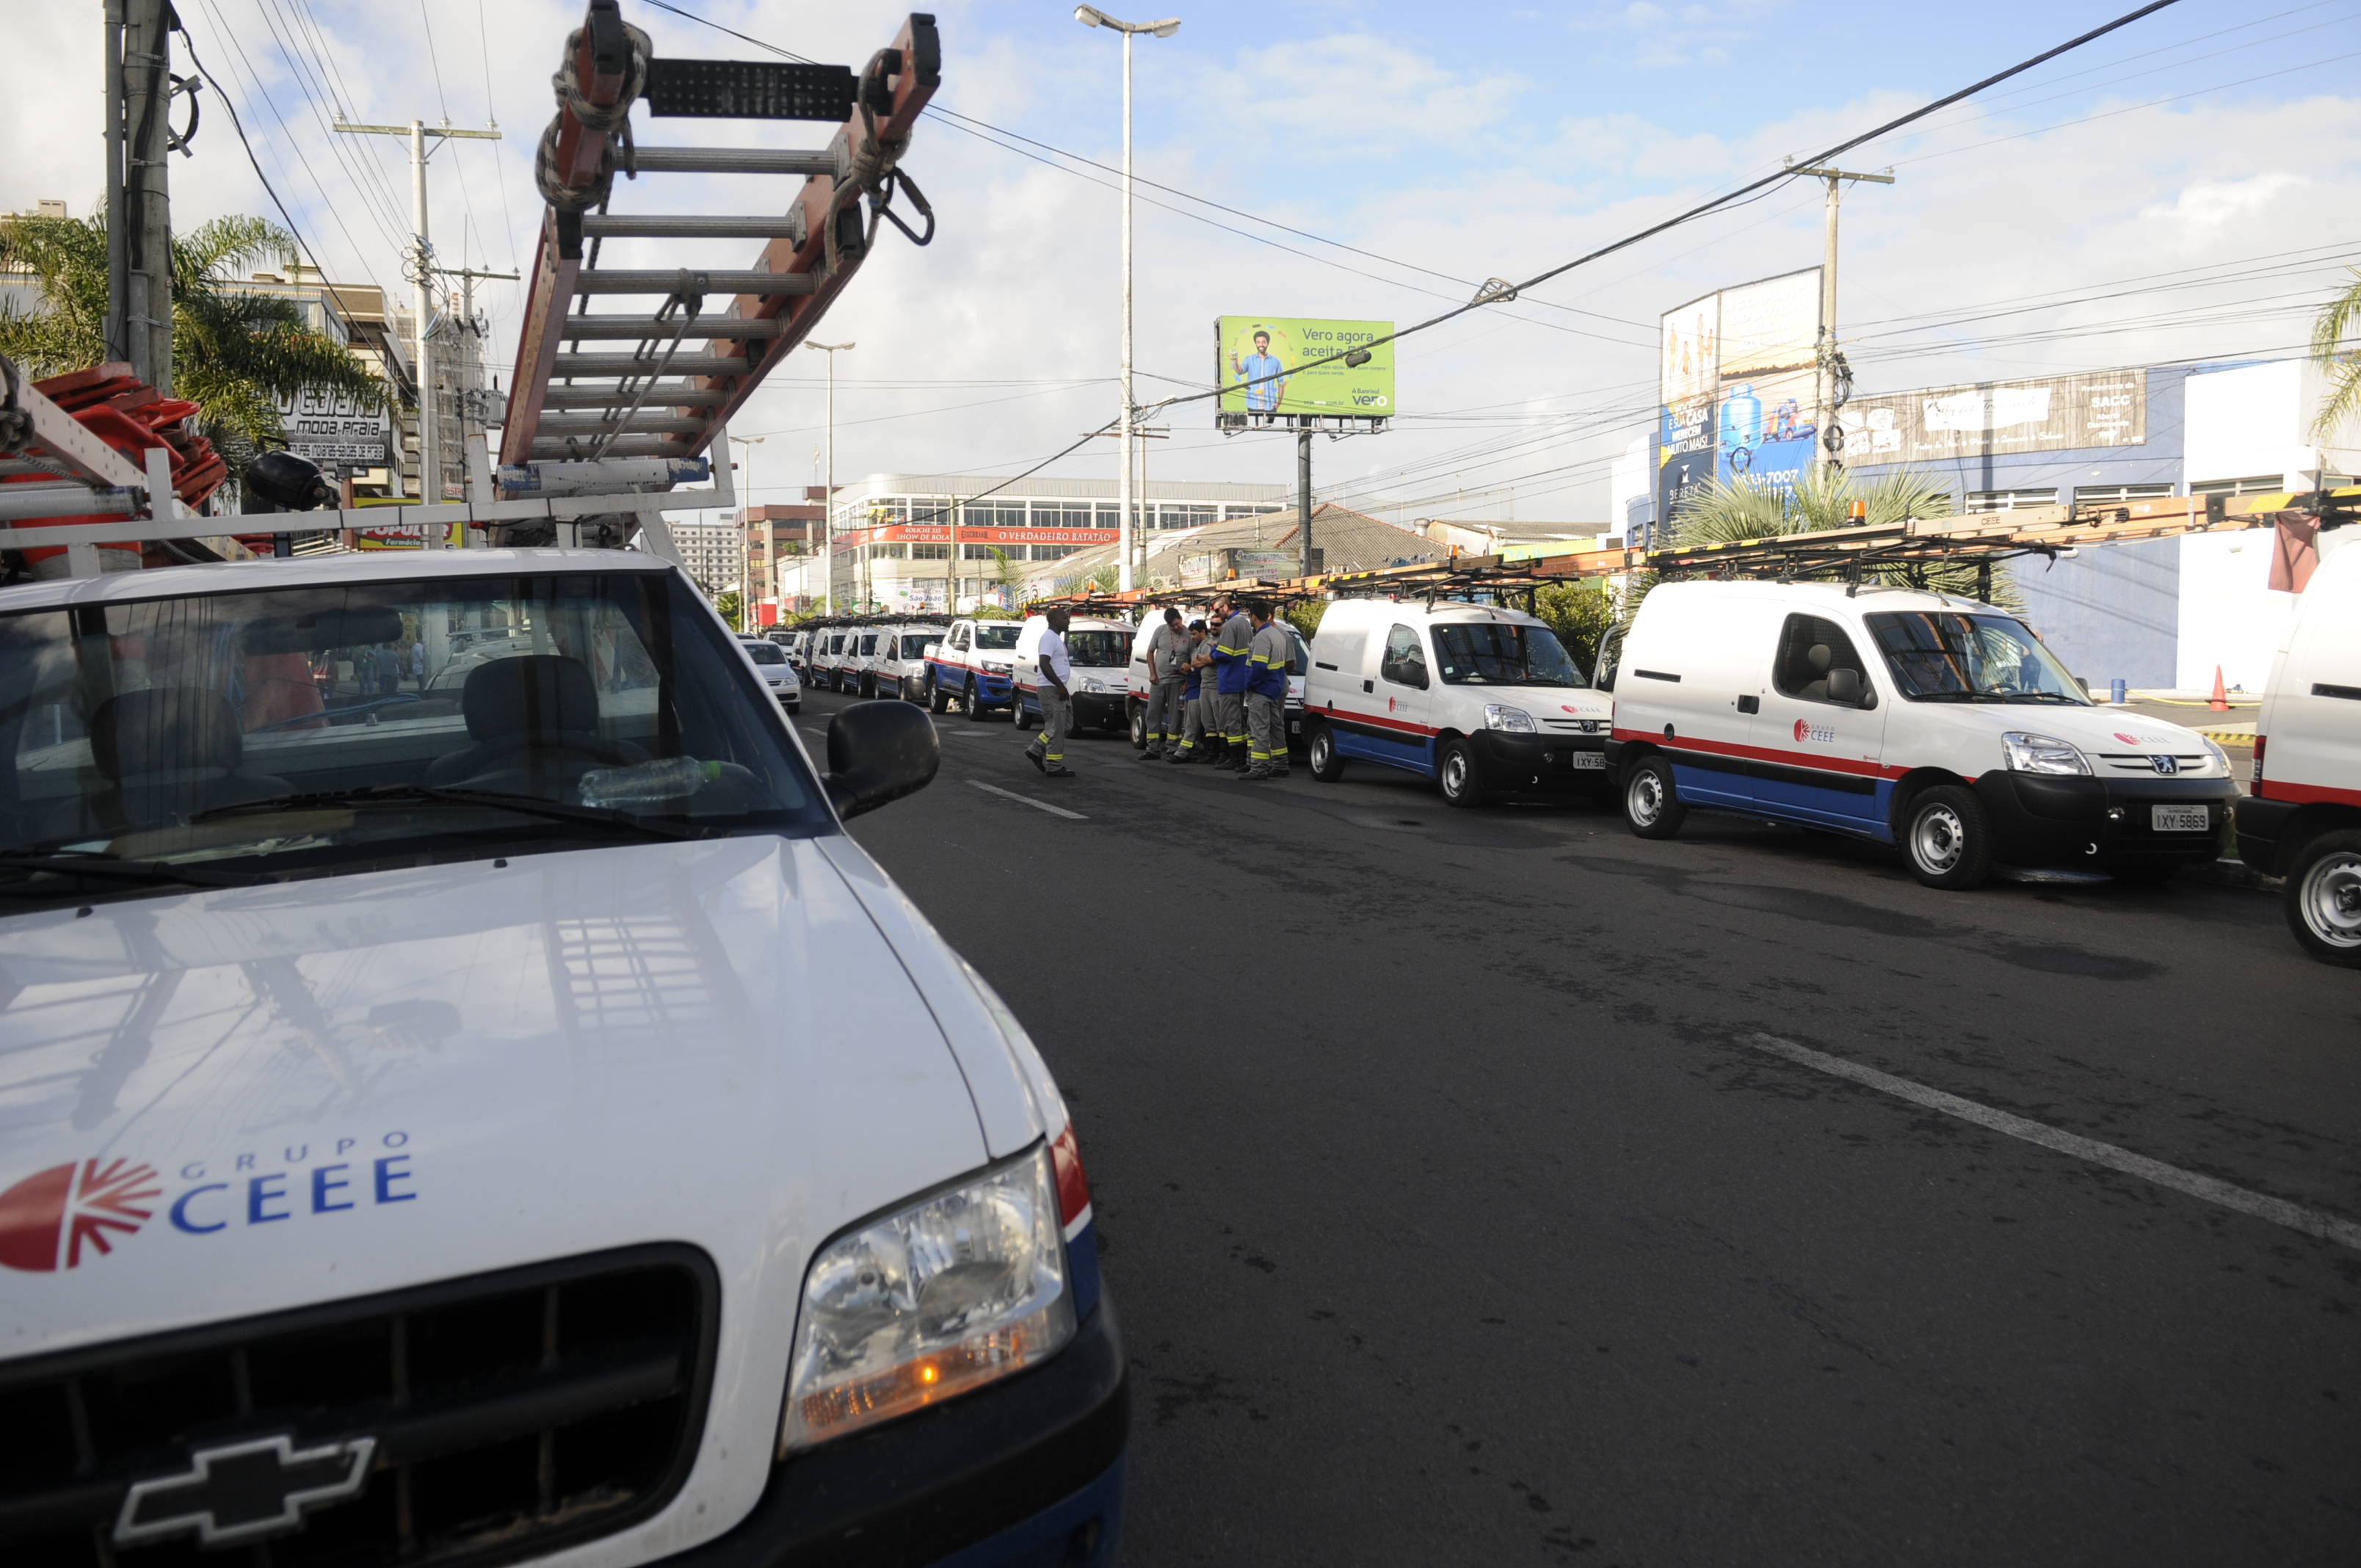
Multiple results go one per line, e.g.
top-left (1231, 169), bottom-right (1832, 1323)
top-left (2001, 692), bottom-right (2081, 703)
top-left (190, 783), bottom-right (711, 840)
top-left (0, 851), bottom-right (258, 893)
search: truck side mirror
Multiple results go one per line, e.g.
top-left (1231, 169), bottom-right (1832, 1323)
top-left (1827, 667), bottom-right (1862, 705)
top-left (824, 700), bottom-right (939, 819)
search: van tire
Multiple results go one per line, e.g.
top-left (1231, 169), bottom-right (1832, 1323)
top-left (1903, 785), bottom-right (1991, 890)
top-left (928, 673), bottom-right (950, 714)
top-left (1437, 737), bottom-right (1485, 808)
top-left (1128, 701), bottom-right (1147, 749)
top-left (2284, 829), bottom-right (2361, 967)
top-left (1623, 755), bottom-right (1685, 839)
top-left (1011, 692), bottom-right (1030, 727)
top-left (1308, 724), bottom-right (1345, 782)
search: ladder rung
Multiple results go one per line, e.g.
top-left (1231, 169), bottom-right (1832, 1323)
top-left (580, 214), bottom-right (807, 239)
top-left (538, 385), bottom-right (730, 408)
top-left (562, 316), bottom-right (789, 339)
top-left (535, 414), bottom-right (708, 436)
top-left (552, 353), bottom-right (750, 378)
top-left (573, 270), bottom-right (813, 296)
top-left (530, 435), bottom-right (686, 459)
top-left (628, 146), bottom-right (838, 176)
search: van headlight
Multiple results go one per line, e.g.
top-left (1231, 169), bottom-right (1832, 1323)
top-left (1077, 677), bottom-right (1107, 692)
top-left (2001, 731), bottom-right (2089, 774)
top-left (1484, 703), bottom-right (1537, 733)
top-left (779, 1145), bottom-right (1074, 1454)
top-left (2200, 736), bottom-right (2229, 774)
top-left (981, 660), bottom-right (1012, 675)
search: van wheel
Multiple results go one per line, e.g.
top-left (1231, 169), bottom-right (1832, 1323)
top-left (1011, 692), bottom-right (1030, 727)
top-left (1437, 737), bottom-right (1484, 808)
top-left (2285, 830), bottom-right (2361, 967)
top-left (1904, 785), bottom-right (1991, 890)
top-left (927, 673), bottom-right (949, 714)
top-left (1308, 724), bottom-right (1345, 783)
top-left (1623, 755), bottom-right (1685, 839)
top-left (1129, 701), bottom-right (1147, 749)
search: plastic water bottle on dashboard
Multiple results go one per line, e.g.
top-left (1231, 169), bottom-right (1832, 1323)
top-left (579, 757), bottom-right (720, 809)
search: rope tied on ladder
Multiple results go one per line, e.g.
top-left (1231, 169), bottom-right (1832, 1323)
top-left (533, 20), bottom-right (652, 222)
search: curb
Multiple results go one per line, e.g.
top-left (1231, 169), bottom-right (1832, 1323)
top-left (2194, 727), bottom-right (2256, 747)
top-left (2186, 857), bottom-right (2280, 892)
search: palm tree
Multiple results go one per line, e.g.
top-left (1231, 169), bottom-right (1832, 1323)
top-left (2310, 266), bottom-right (2361, 443)
top-left (1668, 465), bottom-right (2018, 607)
top-left (0, 211), bottom-right (385, 479)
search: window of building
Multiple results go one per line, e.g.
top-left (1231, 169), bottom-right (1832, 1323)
top-left (867, 542), bottom-right (907, 560)
top-left (1964, 489), bottom-right (2058, 513)
top-left (961, 543), bottom-right (1004, 561)
top-left (2190, 475), bottom-right (2288, 497)
top-left (1031, 501), bottom-right (1095, 529)
top-left (2072, 483), bottom-right (2175, 506)
top-left (1160, 504), bottom-right (1216, 530)
top-left (1029, 544), bottom-right (1075, 561)
top-left (862, 498), bottom-right (910, 527)
top-left (1095, 503), bottom-right (1123, 528)
top-left (910, 542), bottom-right (950, 560)
top-left (1224, 504), bottom-right (1283, 520)
top-left (965, 501), bottom-right (1025, 529)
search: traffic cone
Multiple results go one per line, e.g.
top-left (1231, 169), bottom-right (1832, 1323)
top-left (2210, 666), bottom-right (2228, 712)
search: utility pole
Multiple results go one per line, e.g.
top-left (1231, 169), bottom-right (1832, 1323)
top-left (730, 435), bottom-right (764, 628)
top-left (1785, 159), bottom-right (1892, 477)
top-left (1076, 8), bottom-right (1180, 592)
top-left (1298, 425), bottom-right (1313, 577)
top-left (805, 342), bottom-right (853, 612)
top-left (106, 0), bottom-right (175, 389)
top-left (336, 116), bottom-right (501, 502)
top-left (431, 262), bottom-right (518, 538)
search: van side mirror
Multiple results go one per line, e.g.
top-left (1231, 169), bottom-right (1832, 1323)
top-left (824, 700), bottom-right (939, 819)
top-left (1827, 668), bottom-right (1862, 705)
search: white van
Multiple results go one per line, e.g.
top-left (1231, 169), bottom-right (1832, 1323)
top-left (1299, 599), bottom-right (1613, 806)
top-left (1012, 614), bottom-right (1136, 736)
top-left (872, 621), bottom-right (949, 702)
top-left (808, 625), bottom-right (852, 692)
top-left (1606, 579), bottom-right (2238, 888)
top-left (0, 549), bottom-right (1128, 1568)
top-left (2234, 534), bottom-right (2361, 965)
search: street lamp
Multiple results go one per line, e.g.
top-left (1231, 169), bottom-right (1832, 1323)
top-left (729, 434), bottom-right (764, 629)
top-left (806, 341), bottom-right (855, 612)
top-left (1074, 7), bottom-right (1179, 592)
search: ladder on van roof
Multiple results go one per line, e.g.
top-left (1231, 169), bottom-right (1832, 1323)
top-left (498, 1), bottom-right (938, 482)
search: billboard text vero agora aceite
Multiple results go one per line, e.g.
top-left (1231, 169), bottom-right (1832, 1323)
top-left (1215, 316), bottom-right (1394, 420)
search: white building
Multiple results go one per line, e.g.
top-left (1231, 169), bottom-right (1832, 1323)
top-left (667, 520), bottom-right (739, 598)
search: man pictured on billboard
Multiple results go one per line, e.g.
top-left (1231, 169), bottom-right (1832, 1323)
top-left (1230, 328), bottom-right (1285, 413)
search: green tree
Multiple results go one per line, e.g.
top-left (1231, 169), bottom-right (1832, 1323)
top-left (1529, 578), bottom-right (1617, 675)
top-left (0, 211), bottom-right (385, 478)
top-left (987, 546), bottom-right (1025, 606)
top-left (2310, 266), bottom-right (2361, 443)
top-left (1667, 465), bottom-right (2017, 608)
top-left (714, 590), bottom-right (744, 631)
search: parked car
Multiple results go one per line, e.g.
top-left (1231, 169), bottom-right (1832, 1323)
top-left (0, 548), bottom-right (1127, 1568)
top-left (738, 631), bottom-right (802, 713)
top-left (2235, 537), bottom-right (2361, 965)
top-left (924, 617), bottom-right (1024, 718)
top-left (1301, 598), bottom-right (1612, 806)
top-left (1606, 578), bottom-right (2238, 888)
top-left (874, 621), bottom-right (949, 702)
top-left (1012, 615), bottom-right (1136, 736)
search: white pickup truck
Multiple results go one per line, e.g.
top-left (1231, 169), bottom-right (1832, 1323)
top-left (0, 549), bottom-right (1127, 1568)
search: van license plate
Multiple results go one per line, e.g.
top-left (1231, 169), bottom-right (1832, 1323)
top-left (1570, 752), bottom-right (1606, 771)
top-left (2151, 806), bottom-right (2210, 832)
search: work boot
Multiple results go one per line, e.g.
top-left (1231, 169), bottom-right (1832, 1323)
top-left (1044, 764), bottom-right (1076, 779)
top-left (1167, 746), bottom-right (1189, 763)
top-left (1025, 741), bottom-right (1045, 774)
top-left (1236, 763), bottom-right (1272, 781)
top-left (1136, 742), bottom-right (1162, 761)
top-left (1213, 747), bottom-right (1241, 771)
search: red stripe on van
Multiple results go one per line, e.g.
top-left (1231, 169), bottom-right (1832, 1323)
top-left (1612, 725), bottom-right (1901, 780)
top-left (2257, 778), bottom-right (2361, 807)
top-left (1327, 707), bottom-right (1440, 738)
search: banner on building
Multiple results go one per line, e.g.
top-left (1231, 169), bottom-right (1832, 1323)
top-left (1215, 316), bottom-right (1394, 420)
top-left (1656, 267), bottom-right (1823, 529)
top-left (1839, 370), bottom-right (2146, 464)
top-left (274, 387), bottom-right (391, 468)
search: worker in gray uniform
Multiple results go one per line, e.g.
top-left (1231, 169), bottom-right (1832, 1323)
top-left (1240, 601), bottom-right (1293, 780)
top-left (1175, 618), bottom-right (1210, 763)
top-left (1139, 606), bottom-right (1190, 761)
top-left (1208, 594), bottom-right (1254, 770)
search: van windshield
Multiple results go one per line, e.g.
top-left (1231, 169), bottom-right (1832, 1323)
top-left (900, 634), bottom-right (938, 658)
top-left (973, 624), bottom-right (1021, 650)
top-left (1065, 631), bottom-right (1128, 667)
top-left (0, 570), bottom-right (834, 910)
top-left (1431, 623), bottom-right (1587, 687)
top-left (1865, 611), bottom-right (2089, 703)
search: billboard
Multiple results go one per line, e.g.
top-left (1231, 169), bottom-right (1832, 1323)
top-left (1657, 267), bottom-right (1822, 532)
top-left (1216, 316), bottom-right (1393, 420)
top-left (275, 387), bottom-right (391, 468)
top-left (1838, 370), bottom-right (2147, 465)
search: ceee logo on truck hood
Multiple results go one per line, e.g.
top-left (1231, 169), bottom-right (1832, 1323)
top-left (0, 1158), bottom-right (161, 1271)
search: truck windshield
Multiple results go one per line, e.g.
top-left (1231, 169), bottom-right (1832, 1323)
top-left (973, 624), bottom-right (1021, 650)
top-left (1865, 610), bottom-right (2089, 703)
top-left (0, 570), bottom-right (834, 910)
top-left (1065, 631), bottom-right (1128, 667)
top-left (1431, 623), bottom-right (1587, 686)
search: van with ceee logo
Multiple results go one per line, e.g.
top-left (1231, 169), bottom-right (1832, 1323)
top-left (0, 549), bottom-right (1126, 1568)
top-left (2234, 534), bottom-right (2361, 965)
top-left (1299, 598), bottom-right (1613, 806)
top-left (1603, 578), bottom-right (2238, 888)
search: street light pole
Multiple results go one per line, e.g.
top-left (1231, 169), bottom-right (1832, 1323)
top-left (806, 342), bottom-right (854, 611)
top-left (730, 435), bottom-right (764, 629)
top-left (1076, 8), bottom-right (1180, 592)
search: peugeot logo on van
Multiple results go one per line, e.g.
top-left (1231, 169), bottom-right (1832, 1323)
top-left (2152, 755), bottom-right (2179, 774)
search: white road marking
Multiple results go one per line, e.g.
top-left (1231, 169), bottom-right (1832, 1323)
top-left (1747, 1032), bottom-right (2361, 1252)
top-left (968, 780), bottom-right (1087, 820)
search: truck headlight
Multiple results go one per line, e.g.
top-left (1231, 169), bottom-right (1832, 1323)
top-left (2001, 730), bottom-right (2089, 774)
top-left (981, 660), bottom-right (1012, 675)
top-left (1484, 703), bottom-right (1537, 733)
top-left (780, 1144), bottom-right (1074, 1454)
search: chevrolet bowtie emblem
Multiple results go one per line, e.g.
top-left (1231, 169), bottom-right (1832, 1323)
top-left (115, 1434), bottom-right (377, 1548)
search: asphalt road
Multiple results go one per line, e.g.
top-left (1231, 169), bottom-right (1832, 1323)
top-left (802, 686), bottom-right (2360, 1567)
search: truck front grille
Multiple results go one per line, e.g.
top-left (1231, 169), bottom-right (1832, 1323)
top-left (0, 1245), bottom-right (717, 1568)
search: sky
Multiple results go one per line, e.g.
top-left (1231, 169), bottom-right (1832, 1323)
top-left (5, 0), bottom-right (2357, 523)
